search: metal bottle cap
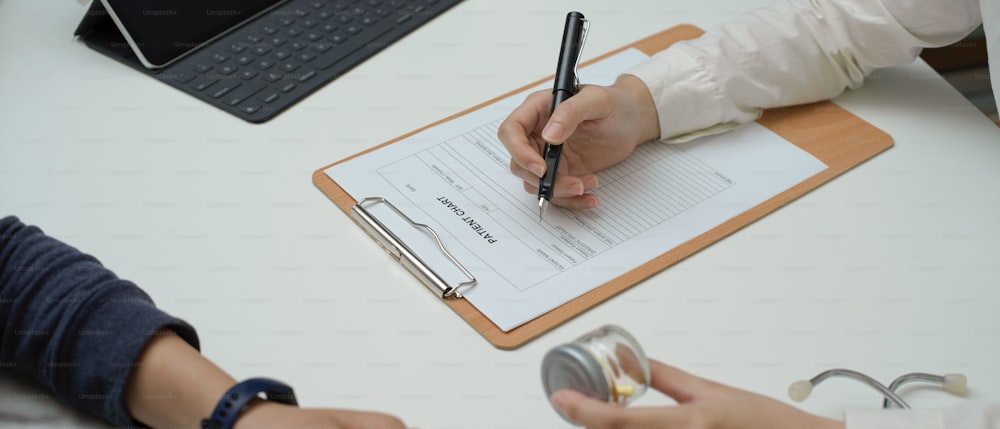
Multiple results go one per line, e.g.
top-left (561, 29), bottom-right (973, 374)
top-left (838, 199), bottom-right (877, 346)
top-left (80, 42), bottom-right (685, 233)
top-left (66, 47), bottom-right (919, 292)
top-left (541, 343), bottom-right (610, 423)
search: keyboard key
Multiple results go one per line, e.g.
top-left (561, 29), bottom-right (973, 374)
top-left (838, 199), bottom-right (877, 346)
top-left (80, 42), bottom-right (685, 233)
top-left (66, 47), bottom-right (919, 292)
top-left (172, 73), bottom-right (196, 84)
top-left (337, 15), bottom-right (353, 24)
top-left (346, 25), bottom-right (363, 35)
top-left (395, 13), bottom-right (411, 24)
top-left (300, 19), bottom-right (319, 28)
top-left (289, 41), bottom-right (308, 51)
top-left (234, 55), bottom-right (255, 65)
top-left (296, 52), bottom-right (316, 63)
top-left (273, 50), bottom-right (293, 60)
top-left (374, 8), bottom-right (391, 17)
top-left (252, 46), bottom-right (272, 55)
top-left (263, 71), bottom-right (284, 82)
top-left (246, 34), bottom-right (264, 43)
top-left (210, 53), bottom-right (230, 63)
top-left (238, 70), bottom-right (259, 80)
top-left (278, 17), bottom-right (295, 26)
top-left (304, 31), bottom-right (324, 41)
top-left (321, 23), bottom-right (339, 32)
top-left (228, 43), bottom-right (247, 54)
top-left (309, 0), bottom-right (325, 8)
top-left (190, 77), bottom-right (219, 92)
top-left (258, 91), bottom-right (281, 104)
top-left (240, 104), bottom-right (262, 114)
top-left (298, 69), bottom-right (317, 83)
top-left (311, 41), bottom-right (334, 53)
top-left (268, 37), bottom-right (286, 47)
top-left (280, 82), bottom-right (297, 92)
top-left (254, 59), bottom-right (276, 70)
top-left (279, 62), bottom-right (300, 72)
top-left (285, 27), bottom-right (304, 37)
top-left (218, 65), bottom-right (239, 75)
top-left (330, 34), bottom-right (349, 44)
top-left (224, 82), bottom-right (267, 106)
top-left (262, 25), bottom-right (280, 35)
top-left (210, 81), bottom-right (241, 98)
top-left (292, 9), bottom-right (310, 17)
top-left (318, 10), bottom-right (335, 19)
top-left (193, 63), bottom-right (213, 73)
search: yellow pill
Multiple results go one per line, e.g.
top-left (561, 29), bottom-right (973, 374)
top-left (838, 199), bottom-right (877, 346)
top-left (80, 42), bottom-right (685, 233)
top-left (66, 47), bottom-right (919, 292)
top-left (615, 384), bottom-right (635, 398)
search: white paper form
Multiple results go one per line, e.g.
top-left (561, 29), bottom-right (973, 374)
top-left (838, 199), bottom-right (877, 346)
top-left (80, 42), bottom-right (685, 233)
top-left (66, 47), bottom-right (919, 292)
top-left (325, 49), bottom-right (827, 331)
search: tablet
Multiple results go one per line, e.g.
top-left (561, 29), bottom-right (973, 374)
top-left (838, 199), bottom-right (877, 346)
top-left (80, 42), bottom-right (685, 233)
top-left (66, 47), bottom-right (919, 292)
top-left (99, 0), bottom-right (286, 69)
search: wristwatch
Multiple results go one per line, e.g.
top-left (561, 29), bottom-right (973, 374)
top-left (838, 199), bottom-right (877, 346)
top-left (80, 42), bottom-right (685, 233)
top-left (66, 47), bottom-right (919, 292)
top-left (200, 378), bottom-right (298, 429)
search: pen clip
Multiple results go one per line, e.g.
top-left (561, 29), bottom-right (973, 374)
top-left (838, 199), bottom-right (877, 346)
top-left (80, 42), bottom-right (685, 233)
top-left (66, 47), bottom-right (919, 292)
top-left (574, 18), bottom-right (589, 89)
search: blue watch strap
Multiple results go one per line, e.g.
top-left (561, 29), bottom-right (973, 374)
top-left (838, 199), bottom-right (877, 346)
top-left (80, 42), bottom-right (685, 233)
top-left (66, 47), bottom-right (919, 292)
top-left (200, 378), bottom-right (298, 429)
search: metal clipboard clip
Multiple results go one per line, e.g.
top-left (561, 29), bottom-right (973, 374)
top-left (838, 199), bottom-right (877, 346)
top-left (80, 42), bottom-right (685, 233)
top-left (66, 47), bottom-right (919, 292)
top-left (350, 197), bottom-right (477, 299)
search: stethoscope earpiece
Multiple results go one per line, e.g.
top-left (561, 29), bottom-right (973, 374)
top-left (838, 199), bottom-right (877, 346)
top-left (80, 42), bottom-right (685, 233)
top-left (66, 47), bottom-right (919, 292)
top-left (942, 373), bottom-right (968, 395)
top-left (788, 369), bottom-right (968, 409)
top-left (787, 380), bottom-right (813, 402)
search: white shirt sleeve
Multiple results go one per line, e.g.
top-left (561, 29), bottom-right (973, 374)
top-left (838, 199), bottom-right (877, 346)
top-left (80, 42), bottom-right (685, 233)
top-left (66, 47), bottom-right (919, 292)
top-left (845, 402), bottom-right (1000, 429)
top-left (626, 0), bottom-right (983, 142)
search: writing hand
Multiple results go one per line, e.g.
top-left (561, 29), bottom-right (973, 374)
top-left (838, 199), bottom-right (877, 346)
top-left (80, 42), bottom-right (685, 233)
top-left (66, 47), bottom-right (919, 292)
top-left (497, 75), bottom-right (660, 209)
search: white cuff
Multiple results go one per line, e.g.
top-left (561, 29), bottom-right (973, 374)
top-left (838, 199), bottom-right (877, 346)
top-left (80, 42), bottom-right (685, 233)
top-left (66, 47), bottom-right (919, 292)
top-left (624, 45), bottom-right (761, 143)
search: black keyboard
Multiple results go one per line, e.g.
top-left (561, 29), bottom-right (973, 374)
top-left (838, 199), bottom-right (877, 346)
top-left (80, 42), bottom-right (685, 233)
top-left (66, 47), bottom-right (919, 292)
top-left (82, 0), bottom-right (461, 123)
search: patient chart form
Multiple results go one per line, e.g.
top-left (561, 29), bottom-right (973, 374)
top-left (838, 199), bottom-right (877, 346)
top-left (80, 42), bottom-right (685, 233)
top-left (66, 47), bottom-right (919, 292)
top-left (325, 49), bottom-right (827, 331)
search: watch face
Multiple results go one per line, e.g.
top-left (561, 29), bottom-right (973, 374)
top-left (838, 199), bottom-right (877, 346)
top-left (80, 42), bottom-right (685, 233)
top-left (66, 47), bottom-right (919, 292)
top-left (100, 0), bottom-right (285, 68)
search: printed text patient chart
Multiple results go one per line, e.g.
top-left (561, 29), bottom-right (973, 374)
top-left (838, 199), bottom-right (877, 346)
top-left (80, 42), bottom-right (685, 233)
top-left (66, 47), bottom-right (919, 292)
top-left (325, 49), bottom-right (827, 331)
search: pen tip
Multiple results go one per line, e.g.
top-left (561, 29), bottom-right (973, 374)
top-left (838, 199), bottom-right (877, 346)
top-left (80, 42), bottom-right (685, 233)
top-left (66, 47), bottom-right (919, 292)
top-left (538, 198), bottom-right (546, 222)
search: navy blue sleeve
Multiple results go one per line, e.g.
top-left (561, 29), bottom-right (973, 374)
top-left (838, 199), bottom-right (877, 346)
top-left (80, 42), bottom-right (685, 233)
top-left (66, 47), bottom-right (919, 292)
top-left (0, 216), bottom-right (200, 427)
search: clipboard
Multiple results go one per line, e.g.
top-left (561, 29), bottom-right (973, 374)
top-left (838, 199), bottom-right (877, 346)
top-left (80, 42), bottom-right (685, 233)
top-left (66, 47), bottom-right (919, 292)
top-left (312, 25), bottom-right (893, 349)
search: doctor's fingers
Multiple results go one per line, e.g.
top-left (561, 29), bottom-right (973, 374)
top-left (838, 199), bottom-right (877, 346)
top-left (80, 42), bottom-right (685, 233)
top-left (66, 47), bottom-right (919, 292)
top-left (519, 181), bottom-right (599, 210)
top-left (646, 359), bottom-right (722, 403)
top-left (498, 91), bottom-right (552, 176)
top-left (511, 166), bottom-right (598, 197)
top-left (541, 84), bottom-right (617, 143)
top-left (551, 390), bottom-right (687, 429)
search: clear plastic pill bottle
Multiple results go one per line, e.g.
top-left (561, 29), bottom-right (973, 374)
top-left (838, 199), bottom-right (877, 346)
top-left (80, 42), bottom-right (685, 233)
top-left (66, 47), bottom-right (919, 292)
top-left (541, 324), bottom-right (651, 422)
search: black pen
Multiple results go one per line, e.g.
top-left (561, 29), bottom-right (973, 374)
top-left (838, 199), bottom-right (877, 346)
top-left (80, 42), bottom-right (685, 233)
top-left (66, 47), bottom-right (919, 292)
top-left (538, 11), bottom-right (587, 221)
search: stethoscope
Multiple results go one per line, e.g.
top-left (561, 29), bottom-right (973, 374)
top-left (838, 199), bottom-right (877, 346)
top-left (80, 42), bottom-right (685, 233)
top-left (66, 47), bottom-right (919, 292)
top-left (788, 369), bottom-right (968, 408)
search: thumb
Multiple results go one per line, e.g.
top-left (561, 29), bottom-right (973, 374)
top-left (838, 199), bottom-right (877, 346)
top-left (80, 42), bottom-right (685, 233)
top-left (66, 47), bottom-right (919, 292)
top-left (541, 85), bottom-right (613, 144)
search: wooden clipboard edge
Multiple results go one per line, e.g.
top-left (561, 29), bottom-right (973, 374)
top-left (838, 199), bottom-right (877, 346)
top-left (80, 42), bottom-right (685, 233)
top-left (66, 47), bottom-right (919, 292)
top-left (312, 24), bottom-right (894, 350)
top-left (481, 104), bottom-right (893, 349)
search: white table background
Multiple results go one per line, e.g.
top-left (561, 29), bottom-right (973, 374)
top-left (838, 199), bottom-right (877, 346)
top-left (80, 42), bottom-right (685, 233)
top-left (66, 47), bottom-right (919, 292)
top-left (1, 0), bottom-right (999, 427)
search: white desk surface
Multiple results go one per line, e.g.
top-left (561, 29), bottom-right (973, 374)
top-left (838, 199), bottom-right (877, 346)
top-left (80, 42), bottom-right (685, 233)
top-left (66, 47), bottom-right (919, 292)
top-left (2, 0), bottom-right (999, 427)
